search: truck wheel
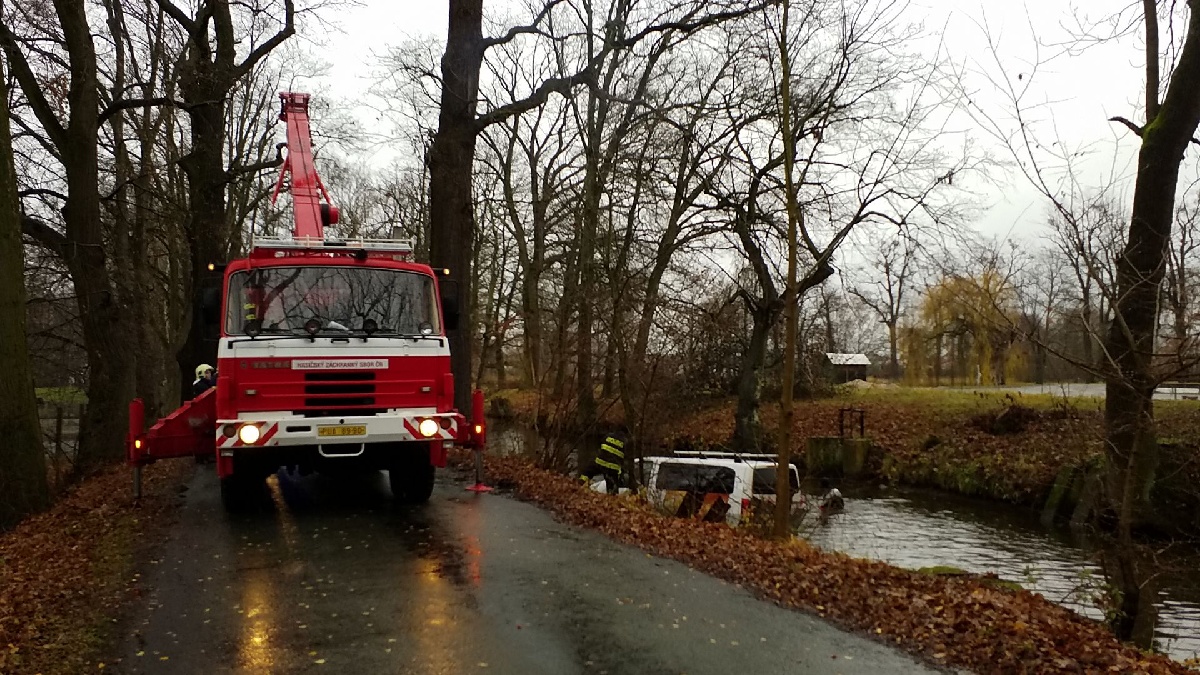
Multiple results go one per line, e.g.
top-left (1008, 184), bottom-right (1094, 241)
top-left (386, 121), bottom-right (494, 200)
top-left (390, 452), bottom-right (435, 504)
top-left (220, 473), bottom-right (263, 513)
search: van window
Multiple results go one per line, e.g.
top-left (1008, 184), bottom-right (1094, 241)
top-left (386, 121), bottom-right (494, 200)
top-left (655, 463), bottom-right (736, 495)
top-left (752, 467), bottom-right (800, 495)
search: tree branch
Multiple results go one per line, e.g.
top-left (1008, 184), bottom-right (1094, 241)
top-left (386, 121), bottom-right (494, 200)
top-left (226, 144), bottom-right (285, 182)
top-left (1110, 114), bottom-right (1200, 146)
top-left (154, 0), bottom-right (197, 36)
top-left (481, 0), bottom-right (566, 49)
top-left (475, 68), bottom-right (595, 130)
top-left (21, 215), bottom-right (68, 259)
top-left (19, 188), bottom-right (69, 202)
top-left (234, 0), bottom-right (294, 79)
top-left (0, 23), bottom-right (67, 151)
top-left (1109, 115), bottom-right (1144, 137)
top-left (616, 1), bottom-right (779, 48)
top-left (99, 96), bottom-right (189, 124)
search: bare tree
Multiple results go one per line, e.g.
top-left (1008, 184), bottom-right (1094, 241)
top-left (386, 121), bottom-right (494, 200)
top-left (1162, 182), bottom-right (1200, 367)
top-left (713, 0), bottom-right (970, 449)
top-left (155, 0), bottom-right (294, 400)
top-left (848, 232), bottom-right (916, 379)
top-left (1, 0), bottom-right (137, 470)
top-left (0, 53), bottom-right (48, 527)
top-left (972, 2), bottom-right (1200, 642)
top-left (425, 0), bottom-right (771, 412)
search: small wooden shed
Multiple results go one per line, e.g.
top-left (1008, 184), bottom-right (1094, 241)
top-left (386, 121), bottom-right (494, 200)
top-left (824, 353), bottom-right (870, 383)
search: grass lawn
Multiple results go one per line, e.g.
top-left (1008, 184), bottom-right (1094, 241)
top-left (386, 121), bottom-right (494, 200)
top-left (35, 386), bottom-right (87, 405)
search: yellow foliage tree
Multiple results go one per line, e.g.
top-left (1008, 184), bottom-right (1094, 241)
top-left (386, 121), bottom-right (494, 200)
top-left (907, 269), bottom-right (1025, 385)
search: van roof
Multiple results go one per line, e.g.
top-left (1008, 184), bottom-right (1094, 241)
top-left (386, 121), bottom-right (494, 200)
top-left (640, 456), bottom-right (794, 470)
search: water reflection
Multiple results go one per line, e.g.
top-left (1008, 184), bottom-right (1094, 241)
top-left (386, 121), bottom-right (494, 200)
top-left (802, 486), bottom-right (1200, 660)
top-left (410, 558), bottom-right (462, 674)
top-left (237, 577), bottom-right (275, 670)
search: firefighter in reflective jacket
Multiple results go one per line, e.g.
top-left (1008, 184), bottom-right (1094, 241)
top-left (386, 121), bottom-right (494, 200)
top-left (580, 432), bottom-right (626, 495)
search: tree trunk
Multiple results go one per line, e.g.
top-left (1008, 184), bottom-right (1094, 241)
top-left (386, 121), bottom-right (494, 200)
top-left (1103, 15), bottom-right (1200, 530)
top-left (1081, 295), bottom-right (1096, 381)
top-left (1098, 1), bottom-right (1200, 643)
top-left (0, 57), bottom-right (49, 527)
top-left (164, 0), bottom-right (292, 403)
top-left (933, 333), bottom-right (943, 385)
top-left (176, 96), bottom-right (231, 400)
top-left (887, 321), bottom-right (899, 380)
top-left (429, 0), bottom-right (484, 411)
top-left (56, 0), bottom-right (135, 472)
top-left (576, 120), bottom-right (600, 427)
top-left (553, 244), bottom-right (579, 401)
top-left (733, 303), bottom-right (776, 450)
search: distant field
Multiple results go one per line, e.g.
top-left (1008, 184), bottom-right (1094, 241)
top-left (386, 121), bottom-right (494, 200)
top-left (35, 387), bottom-right (86, 405)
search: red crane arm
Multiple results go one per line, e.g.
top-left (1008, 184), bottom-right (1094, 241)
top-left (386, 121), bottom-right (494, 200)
top-left (271, 92), bottom-right (338, 240)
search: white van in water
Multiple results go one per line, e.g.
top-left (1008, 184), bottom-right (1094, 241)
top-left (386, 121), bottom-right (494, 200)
top-left (634, 451), bottom-right (805, 527)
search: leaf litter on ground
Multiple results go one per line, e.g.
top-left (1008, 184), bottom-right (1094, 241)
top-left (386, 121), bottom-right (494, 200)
top-left (0, 461), bottom-right (192, 675)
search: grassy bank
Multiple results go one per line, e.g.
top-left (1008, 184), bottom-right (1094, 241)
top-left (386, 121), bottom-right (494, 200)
top-left (0, 461), bottom-right (192, 674)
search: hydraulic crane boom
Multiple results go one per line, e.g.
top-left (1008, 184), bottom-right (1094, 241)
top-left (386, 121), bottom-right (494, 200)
top-left (271, 92), bottom-right (339, 240)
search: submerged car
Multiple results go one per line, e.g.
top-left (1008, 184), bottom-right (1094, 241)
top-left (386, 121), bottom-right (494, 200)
top-left (634, 452), bottom-right (805, 527)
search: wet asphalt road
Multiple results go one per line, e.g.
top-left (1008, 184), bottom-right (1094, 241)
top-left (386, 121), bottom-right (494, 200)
top-left (111, 469), bottom-right (943, 675)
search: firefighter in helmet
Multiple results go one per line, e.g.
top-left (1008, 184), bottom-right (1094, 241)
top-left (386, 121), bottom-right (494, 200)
top-left (193, 364), bottom-right (216, 398)
top-left (580, 429), bottom-right (628, 495)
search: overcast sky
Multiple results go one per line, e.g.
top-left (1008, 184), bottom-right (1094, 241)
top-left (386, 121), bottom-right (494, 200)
top-left (303, 0), bottom-right (1160, 241)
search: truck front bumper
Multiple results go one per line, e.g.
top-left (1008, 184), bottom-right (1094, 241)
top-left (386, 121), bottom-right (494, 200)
top-left (214, 411), bottom-right (468, 451)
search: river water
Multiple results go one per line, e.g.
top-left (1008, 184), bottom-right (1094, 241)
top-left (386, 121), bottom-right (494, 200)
top-left (801, 484), bottom-right (1200, 661)
top-left (488, 424), bottom-right (1200, 661)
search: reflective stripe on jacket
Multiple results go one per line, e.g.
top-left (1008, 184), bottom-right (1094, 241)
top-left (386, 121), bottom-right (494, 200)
top-left (597, 436), bottom-right (625, 473)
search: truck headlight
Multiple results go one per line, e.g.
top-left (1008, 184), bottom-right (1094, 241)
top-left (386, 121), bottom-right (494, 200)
top-left (418, 419), bottom-right (439, 438)
top-left (238, 424), bottom-right (261, 445)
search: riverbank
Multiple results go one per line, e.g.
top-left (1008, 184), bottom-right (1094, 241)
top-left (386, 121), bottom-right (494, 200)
top-left (0, 461), bottom-right (192, 674)
top-left (461, 450), bottom-right (1193, 674)
top-left (489, 386), bottom-right (1200, 521)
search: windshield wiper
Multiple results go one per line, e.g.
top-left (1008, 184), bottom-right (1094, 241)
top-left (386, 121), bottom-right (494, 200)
top-left (227, 331), bottom-right (444, 346)
top-left (226, 334), bottom-right (315, 346)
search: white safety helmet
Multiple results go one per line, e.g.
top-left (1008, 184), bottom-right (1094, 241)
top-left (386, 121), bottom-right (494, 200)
top-left (195, 363), bottom-right (215, 380)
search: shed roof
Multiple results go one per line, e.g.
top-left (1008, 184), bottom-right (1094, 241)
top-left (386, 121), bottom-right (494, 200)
top-left (825, 352), bottom-right (871, 366)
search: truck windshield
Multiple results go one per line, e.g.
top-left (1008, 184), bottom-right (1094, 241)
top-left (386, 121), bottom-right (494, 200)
top-left (224, 266), bottom-right (439, 336)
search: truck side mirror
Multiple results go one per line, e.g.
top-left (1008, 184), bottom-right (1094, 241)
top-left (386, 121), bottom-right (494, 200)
top-left (440, 279), bottom-right (460, 332)
top-left (199, 286), bottom-right (222, 326)
top-left (441, 296), bottom-right (460, 332)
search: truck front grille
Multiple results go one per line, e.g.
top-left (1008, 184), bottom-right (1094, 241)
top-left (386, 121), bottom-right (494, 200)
top-left (300, 371), bottom-right (377, 410)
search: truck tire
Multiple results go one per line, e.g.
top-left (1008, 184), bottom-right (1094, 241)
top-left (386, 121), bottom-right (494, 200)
top-left (220, 472), bottom-right (264, 513)
top-left (220, 474), bottom-right (248, 513)
top-left (390, 451), bottom-right (435, 504)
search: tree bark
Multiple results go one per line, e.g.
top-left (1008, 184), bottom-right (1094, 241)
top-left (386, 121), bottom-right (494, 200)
top-left (429, 0), bottom-right (484, 411)
top-left (733, 301), bottom-right (778, 450)
top-left (0, 55), bottom-right (50, 527)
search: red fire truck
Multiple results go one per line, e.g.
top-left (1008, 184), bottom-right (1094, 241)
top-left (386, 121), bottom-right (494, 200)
top-left (127, 92), bottom-right (485, 510)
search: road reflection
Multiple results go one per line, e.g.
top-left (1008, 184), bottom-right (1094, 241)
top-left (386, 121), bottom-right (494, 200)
top-left (406, 553), bottom-right (462, 673)
top-left (237, 572), bottom-right (276, 671)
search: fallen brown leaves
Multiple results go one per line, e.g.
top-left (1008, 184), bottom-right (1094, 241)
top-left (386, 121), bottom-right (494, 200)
top-left (0, 461), bottom-right (192, 674)
top-left (471, 452), bottom-right (1190, 675)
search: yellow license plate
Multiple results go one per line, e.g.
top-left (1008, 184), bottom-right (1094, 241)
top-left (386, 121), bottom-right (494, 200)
top-left (318, 425), bottom-right (366, 437)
